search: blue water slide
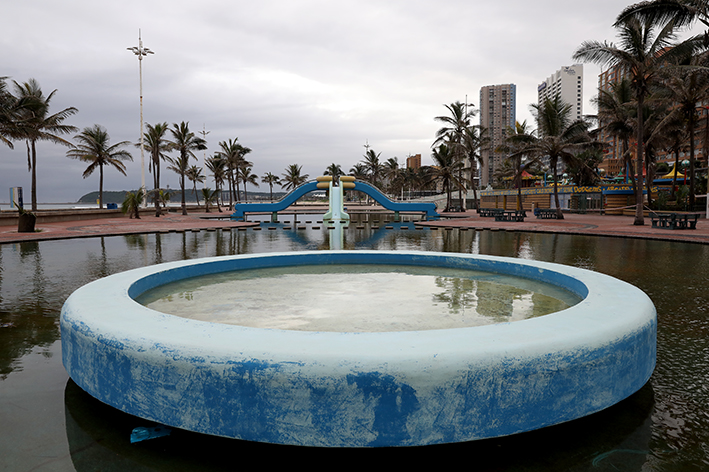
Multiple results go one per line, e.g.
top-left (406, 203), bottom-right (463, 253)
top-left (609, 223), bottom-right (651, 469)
top-left (230, 180), bottom-right (440, 221)
top-left (352, 181), bottom-right (440, 220)
top-left (231, 181), bottom-right (320, 221)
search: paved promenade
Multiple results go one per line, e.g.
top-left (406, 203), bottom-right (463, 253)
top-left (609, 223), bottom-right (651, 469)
top-left (1, 209), bottom-right (708, 245)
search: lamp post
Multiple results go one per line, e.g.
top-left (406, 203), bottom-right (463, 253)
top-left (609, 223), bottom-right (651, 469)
top-left (200, 125), bottom-right (210, 190)
top-left (127, 30), bottom-right (154, 208)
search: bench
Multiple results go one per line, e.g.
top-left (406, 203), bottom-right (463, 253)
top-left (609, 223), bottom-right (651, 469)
top-left (535, 208), bottom-right (562, 219)
top-left (479, 208), bottom-right (505, 218)
top-left (651, 213), bottom-right (700, 230)
top-left (494, 210), bottom-right (526, 222)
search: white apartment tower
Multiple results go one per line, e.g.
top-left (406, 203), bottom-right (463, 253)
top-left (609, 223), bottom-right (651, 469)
top-left (479, 83), bottom-right (517, 187)
top-left (537, 64), bottom-right (584, 122)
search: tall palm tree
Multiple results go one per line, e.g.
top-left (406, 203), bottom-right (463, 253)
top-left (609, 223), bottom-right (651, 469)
top-left (654, 62), bottom-right (709, 207)
top-left (12, 79), bottom-right (78, 210)
top-left (361, 149), bottom-right (383, 187)
top-left (215, 138), bottom-right (251, 205)
top-left (499, 120), bottom-right (539, 210)
top-left (261, 172), bottom-right (280, 201)
top-left (573, 16), bottom-right (690, 224)
top-left (168, 121), bottom-right (207, 215)
top-left (593, 78), bottom-right (635, 186)
top-left (462, 125), bottom-right (490, 210)
top-left (66, 125), bottom-right (133, 209)
top-left (143, 122), bottom-right (172, 216)
top-left (281, 164), bottom-right (309, 193)
top-left (434, 101), bottom-right (476, 210)
top-left (205, 155), bottom-right (227, 211)
top-left (240, 166), bottom-right (259, 202)
top-left (348, 163), bottom-right (368, 202)
top-left (430, 144), bottom-right (464, 211)
top-left (523, 96), bottom-right (592, 219)
top-left (186, 165), bottom-right (205, 207)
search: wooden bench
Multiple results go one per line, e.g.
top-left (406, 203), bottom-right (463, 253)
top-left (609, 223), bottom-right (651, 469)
top-left (479, 208), bottom-right (504, 218)
top-left (535, 208), bottom-right (562, 219)
top-left (494, 210), bottom-right (526, 222)
top-left (651, 213), bottom-right (700, 230)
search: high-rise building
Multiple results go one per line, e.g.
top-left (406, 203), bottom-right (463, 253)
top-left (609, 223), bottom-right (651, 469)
top-left (479, 84), bottom-right (516, 187)
top-left (538, 64), bottom-right (584, 122)
top-left (406, 154), bottom-right (421, 170)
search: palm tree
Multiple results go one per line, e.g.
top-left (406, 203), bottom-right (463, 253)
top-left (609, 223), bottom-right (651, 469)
top-left (430, 144), bottom-right (464, 211)
top-left (201, 188), bottom-right (218, 213)
top-left (348, 163), bottom-right (368, 202)
top-left (167, 121), bottom-right (207, 215)
top-left (281, 164), bottom-right (309, 193)
top-left (521, 96), bottom-right (592, 219)
top-left (143, 122), bottom-right (172, 216)
top-left (261, 172), bottom-right (281, 201)
top-left (654, 62), bottom-right (709, 208)
top-left (12, 79), bottom-right (78, 210)
top-left (499, 120), bottom-right (539, 211)
top-left (324, 163), bottom-right (344, 179)
top-left (121, 189), bottom-right (144, 219)
top-left (382, 157), bottom-right (401, 193)
top-left (361, 149), bottom-right (383, 187)
top-left (205, 155), bottom-right (227, 211)
top-left (186, 165), bottom-right (205, 207)
top-left (573, 16), bottom-right (690, 224)
top-left (66, 125), bottom-right (133, 209)
top-left (593, 78), bottom-right (636, 186)
top-left (240, 166), bottom-right (259, 202)
top-left (215, 138), bottom-right (251, 205)
top-left (434, 101), bottom-right (476, 210)
top-left (462, 125), bottom-right (490, 210)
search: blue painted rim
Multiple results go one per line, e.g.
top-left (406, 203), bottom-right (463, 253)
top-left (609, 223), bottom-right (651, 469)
top-left (61, 251), bottom-right (656, 447)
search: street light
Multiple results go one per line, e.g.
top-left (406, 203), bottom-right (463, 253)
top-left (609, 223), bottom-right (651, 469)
top-left (127, 30), bottom-right (154, 208)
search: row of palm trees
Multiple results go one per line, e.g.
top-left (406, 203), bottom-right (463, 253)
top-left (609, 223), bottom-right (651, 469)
top-left (572, 0), bottom-right (709, 224)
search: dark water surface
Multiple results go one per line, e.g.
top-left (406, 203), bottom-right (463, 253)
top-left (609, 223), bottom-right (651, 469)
top-left (1, 223), bottom-right (708, 471)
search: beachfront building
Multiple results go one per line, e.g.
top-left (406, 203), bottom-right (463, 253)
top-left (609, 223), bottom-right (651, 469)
top-left (479, 83), bottom-right (517, 187)
top-left (538, 64), bottom-right (584, 122)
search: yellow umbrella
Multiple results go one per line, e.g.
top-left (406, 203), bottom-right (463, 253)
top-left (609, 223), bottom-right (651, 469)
top-left (660, 168), bottom-right (685, 179)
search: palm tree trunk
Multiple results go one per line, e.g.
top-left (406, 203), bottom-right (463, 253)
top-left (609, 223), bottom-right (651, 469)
top-left (689, 113), bottom-right (696, 209)
top-left (99, 164), bottom-right (104, 209)
top-left (153, 159), bottom-right (161, 217)
top-left (551, 157), bottom-right (564, 219)
top-left (181, 173), bottom-right (187, 215)
top-left (31, 140), bottom-right (38, 211)
top-left (634, 96), bottom-right (645, 226)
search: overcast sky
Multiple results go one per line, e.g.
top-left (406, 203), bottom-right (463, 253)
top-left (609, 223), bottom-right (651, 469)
top-left (1, 0), bottom-right (691, 202)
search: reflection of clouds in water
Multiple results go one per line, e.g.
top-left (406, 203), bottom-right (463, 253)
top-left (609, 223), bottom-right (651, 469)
top-left (140, 265), bottom-right (579, 332)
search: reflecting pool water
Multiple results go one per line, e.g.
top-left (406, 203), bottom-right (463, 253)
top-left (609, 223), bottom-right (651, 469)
top-left (1, 223), bottom-right (709, 470)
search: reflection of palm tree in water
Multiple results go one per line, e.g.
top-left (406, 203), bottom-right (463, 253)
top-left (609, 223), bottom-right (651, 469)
top-left (433, 277), bottom-right (519, 322)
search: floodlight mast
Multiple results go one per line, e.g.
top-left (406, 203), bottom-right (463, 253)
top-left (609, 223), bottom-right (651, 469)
top-left (127, 29), bottom-right (154, 208)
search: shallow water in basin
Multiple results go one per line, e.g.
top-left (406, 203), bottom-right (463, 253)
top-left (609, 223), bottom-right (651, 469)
top-left (138, 264), bottom-right (580, 332)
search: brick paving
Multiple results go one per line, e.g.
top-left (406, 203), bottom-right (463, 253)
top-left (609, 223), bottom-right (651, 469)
top-left (429, 210), bottom-right (709, 245)
top-left (1, 208), bottom-right (707, 245)
top-left (0, 211), bottom-right (258, 244)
